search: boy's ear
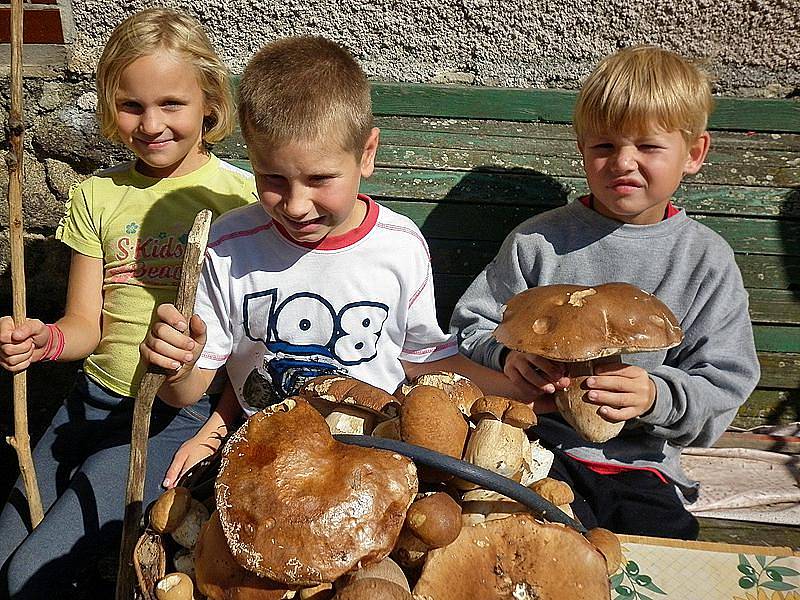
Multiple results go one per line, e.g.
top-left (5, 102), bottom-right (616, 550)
top-left (360, 127), bottom-right (380, 178)
top-left (684, 131), bottom-right (711, 175)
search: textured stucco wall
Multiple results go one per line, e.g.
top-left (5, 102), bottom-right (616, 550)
top-left (66, 0), bottom-right (800, 95)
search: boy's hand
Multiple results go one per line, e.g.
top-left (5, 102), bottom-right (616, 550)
top-left (504, 350), bottom-right (570, 395)
top-left (0, 316), bottom-right (51, 372)
top-left (583, 362), bottom-right (656, 422)
top-left (140, 303), bottom-right (206, 383)
top-left (162, 432), bottom-right (222, 489)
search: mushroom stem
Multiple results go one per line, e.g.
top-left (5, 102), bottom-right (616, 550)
top-left (556, 355), bottom-right (625, 443)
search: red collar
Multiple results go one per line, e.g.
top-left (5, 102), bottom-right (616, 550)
top-left (273, 194), bottom-right (379, 250)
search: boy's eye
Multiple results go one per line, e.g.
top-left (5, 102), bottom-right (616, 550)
top-left (309, 175), bottom-right (334, 184)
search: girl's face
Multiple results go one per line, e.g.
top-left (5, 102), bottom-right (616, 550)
top-left (114, 51), bottom-right (211, 178)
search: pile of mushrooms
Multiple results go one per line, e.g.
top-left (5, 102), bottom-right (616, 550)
top-left (495, 282), bottom-right (683, 442)
top-left (135, 372), bottom-right (622, 599)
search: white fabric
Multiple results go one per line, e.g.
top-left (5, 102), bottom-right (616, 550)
top-left (195, 196), bottom-right (457, 414)
top-left (682, 446), bottom-right (800, 525)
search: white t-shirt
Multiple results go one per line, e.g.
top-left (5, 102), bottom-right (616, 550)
top-left (196, 195), bottom-right (457, 414)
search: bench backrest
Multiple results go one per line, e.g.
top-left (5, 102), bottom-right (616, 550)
top-left (215, 82), bottom-right (800, 429)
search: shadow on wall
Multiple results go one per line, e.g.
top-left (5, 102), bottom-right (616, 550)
top-left (410, 165), bottom-right (571, 327)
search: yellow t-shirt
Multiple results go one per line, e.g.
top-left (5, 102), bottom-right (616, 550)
top-left (56, 154), bottom-right (256, 396)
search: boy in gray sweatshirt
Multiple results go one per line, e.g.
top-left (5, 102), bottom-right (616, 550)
top-left (450, 46), bottom-right (760, 539)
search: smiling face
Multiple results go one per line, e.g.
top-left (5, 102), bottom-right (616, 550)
top-left (247, 128), bottom-right (380, 244)
top-left (578, 127), bottom-right (710, 225)
top-left (114, 51), bottom-right (210, 178)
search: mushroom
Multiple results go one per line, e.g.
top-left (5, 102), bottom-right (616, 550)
top-left (338, 557), bottom-right (410, 592)
top-left (398, 371), bottom-right (484, 416)
top-left (194, 510), bottom-right (292, 600)
top-left (300, 375), bottom-right (400, 434)
top-left (391, 492), bottom-right (462, 568)
top-left (170, 498), bottom-right (210, 549)
top-left (149, 487), bottom-right (193, 534)
top-left (215, 398), bottom-right (418, 586)
top-left (494, 282), bottom-right (683, 442)
top-left (461, 396), bottom-right (535, 487)
top-left (461, 478), bottom-right (575, 527)
top-left (333, 578), bottom-right (412, 600)
top-left (413, 515), bottom-right (611, 599)
top-left (399, 385), bottom-right (469, 482)
top-left (585, 527), bottom-right (623, 575)
top-left (155, 572), bottom-right (194, 600)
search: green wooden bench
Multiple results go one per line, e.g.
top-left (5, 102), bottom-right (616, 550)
top-left (216, 81), bottom-right (800, 546)
top-left (218, 82), bottom-right (800, 433)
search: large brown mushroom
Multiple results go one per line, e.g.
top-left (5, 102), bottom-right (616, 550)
top-left (494, 282), bottom-right (683, 442)
top-left (215, 398), bottom-right (418, 586)
top-left (413, 514), bottom-right (611, 599)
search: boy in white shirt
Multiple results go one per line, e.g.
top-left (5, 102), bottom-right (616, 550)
top-left (141, 36), bottom-right (533, 483)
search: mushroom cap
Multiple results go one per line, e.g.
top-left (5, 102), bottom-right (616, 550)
top-left (339, 557), bottom-right (409, 591)
top-left (494, 283), bottom-right (683, 362)
top-left (155, 572), bottom-right (194, 600)
top-left (405, 492), bottom-right (462, 548)
top-left (585, 528), bottom-right (623, 576)
top-left (405, 371), bottom-right (485, 415)
top-left (215, 398), bottom-right (418, 586)
top-left (413, 515), bottom-right (610, 599)
top-left (194, 511), bottom-right (290, 600)
top-left (528, 477), bottom-right (575, 507)
top-left (149, 487), bottom-right (192, 534)
top-left (302, 376), bottom-right (400, 418)
top-left (399, 385), bottom-right (469, 460)
top-left (333, 578), bottom-right (413, 600)
top-left (470, 396), bottom-right (536, 429)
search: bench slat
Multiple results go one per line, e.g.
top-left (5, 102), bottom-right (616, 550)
top-left (373, 116), bottom-right (800, 151)
top-left (425, 238), bottom-right (800, 291)
top-left (370, 82), bottom-right (800, 133)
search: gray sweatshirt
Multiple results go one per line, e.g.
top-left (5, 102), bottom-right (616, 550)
top-left (450, 199), bottom-right (760, 495)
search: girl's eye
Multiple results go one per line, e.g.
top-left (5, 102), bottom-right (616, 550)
top-left (118, 101), bottom-right (142, 112)
top-left (162, 101), bottom-right (184, 110)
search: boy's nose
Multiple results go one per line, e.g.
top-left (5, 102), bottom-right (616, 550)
top-left (610, 149), bottom-right (636, 173)
top-left (283, 186), bottom-right (313, 218)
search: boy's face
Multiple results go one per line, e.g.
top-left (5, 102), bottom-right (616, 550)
top-left (248, 128), bottom-right (380, 243)
top-left (578, 126), bottom-right (710, 225)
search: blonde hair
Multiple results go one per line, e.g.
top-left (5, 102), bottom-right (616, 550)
top-left (96, 7), bottom-right (233, 144)
top-left (574, 46), bottom-right (713, 142)
top-left (238, 36), bottom-right (373, 155)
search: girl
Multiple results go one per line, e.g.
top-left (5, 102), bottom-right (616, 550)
top-left (0, 8), bottom-right (254, 598)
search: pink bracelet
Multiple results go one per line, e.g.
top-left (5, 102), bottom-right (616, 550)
top-left (44, 324), bottom-right (65, 361)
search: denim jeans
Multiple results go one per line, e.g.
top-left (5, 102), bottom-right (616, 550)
top-left (0, 371), bottom-right (213, 599)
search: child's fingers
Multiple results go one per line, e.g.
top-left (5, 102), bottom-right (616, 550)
top-left (188, 314), bottom-right (207, 346)
top-left (10, 319), bottom-right (47, 344)
top-left (141, 334), bottom-right (194, 370)
top-left (155, 303), bottom-right (189, 333)
top-left (508, 360), bottom-right (557, 394)
top-left (162, 454), bottom-right (187, 489)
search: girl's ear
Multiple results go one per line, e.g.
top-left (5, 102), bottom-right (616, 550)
top-left (360, 127), bottom-right (380, 178)
top-left (684, 131), bottom-right (711, 175)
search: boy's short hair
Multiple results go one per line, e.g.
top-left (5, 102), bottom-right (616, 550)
top-left (238, 36), bottom-right (373, 155)
top-left (574, 46), bottom-right (713, 142)
top-left (96, 7), bottom-right (234, 145)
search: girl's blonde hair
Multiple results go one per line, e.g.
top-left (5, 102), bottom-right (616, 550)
top-left (96, 7), bottom-right (233, 144)
top-left (574, 46), bottom-right (714, 143)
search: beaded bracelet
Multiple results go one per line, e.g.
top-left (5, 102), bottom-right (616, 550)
top-left (44, 323), bottom-right (65, 361)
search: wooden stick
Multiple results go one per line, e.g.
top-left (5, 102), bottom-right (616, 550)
top-left (115, 209), bottom-right (212, 600)
top-left (5, 0), bottom-right (44, 528)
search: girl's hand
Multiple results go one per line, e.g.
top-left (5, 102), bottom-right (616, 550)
top-left (583, 362), bottom-right (656, 422)
top-left (504, 350), bottom-right (570, 395)
top-left (162, 432), bottom-right (222, 489)
top-left (140, 303), bottom-right (207, 383)
top-left (0, 317), bottom-right (51, 372)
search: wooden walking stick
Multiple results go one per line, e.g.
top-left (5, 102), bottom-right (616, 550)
top-left (115, 209), bottom-right (212, 600)
top-left (5, 0), bottom-right (44, 528)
